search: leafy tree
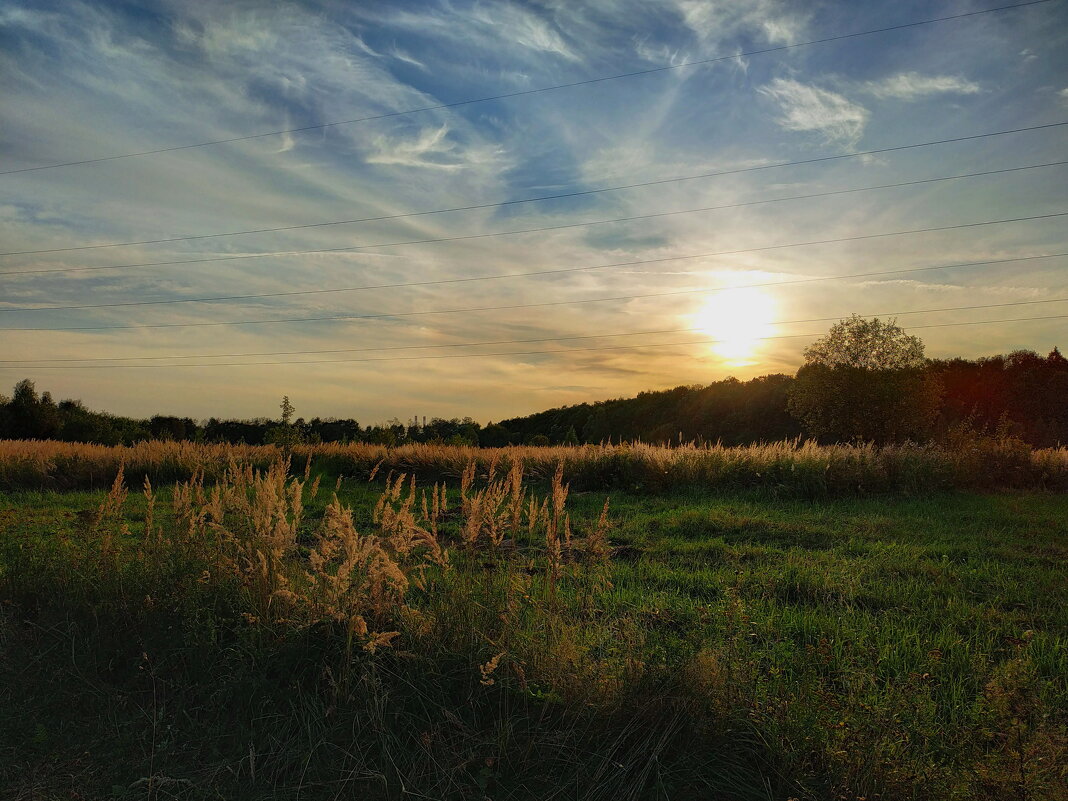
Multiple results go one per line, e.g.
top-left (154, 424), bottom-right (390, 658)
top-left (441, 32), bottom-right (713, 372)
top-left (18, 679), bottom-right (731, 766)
top-left (7, 379), bottom-right (59, 439)
top-left (581, 408), bottom-right (611, 443)
top-left (9, 379), bottom-right (40, 436)
top-left (802, 315), bottom-right (925, 370)
top-left (788, 316), bottom-right (942, 443)
top-left (480, 423), bottom-right (512, 448)
top-left (149, 415), bottom-right (199, 441)
top-left (36, 391), bottom-right (62, 438)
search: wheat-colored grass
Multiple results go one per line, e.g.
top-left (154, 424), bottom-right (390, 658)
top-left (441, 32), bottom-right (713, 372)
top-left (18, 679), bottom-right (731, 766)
top-left (2, 436), bottom-right (1065, 493)
top-left (96, 455), bottom-right (606, 665)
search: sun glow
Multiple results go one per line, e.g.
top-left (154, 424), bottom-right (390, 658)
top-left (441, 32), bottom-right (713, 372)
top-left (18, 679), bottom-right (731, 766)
top-left (693, 288), bottom-right (776, 366)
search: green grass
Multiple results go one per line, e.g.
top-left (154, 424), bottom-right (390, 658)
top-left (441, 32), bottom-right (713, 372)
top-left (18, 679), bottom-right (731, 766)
top-left (1, 474), bottom-right (1066, 800)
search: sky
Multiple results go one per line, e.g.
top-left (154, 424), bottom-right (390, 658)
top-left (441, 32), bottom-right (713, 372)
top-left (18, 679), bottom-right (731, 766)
top-left (1, 0), bottom-right (1066, 424)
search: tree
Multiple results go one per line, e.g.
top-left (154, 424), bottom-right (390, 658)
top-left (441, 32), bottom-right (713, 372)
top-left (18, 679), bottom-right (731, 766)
top-left (801, 315), bottom-right (925, 370)
top-left (9, 379), bottom-right (40, 436)
top-left (280, 396), bottom-right (295, 427)
top-left (8, 379), bottom-right (59, 439)
top-left (266, 395), bottom-right (302, 449)
top-left (788, 316), bottom-right (941, 443)
top-left (581, 408), bottom-right (611, 443)
top-left (480, 423), bottom-right (512, 448)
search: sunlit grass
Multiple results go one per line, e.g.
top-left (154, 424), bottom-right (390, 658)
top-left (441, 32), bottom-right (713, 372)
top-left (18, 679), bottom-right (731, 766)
top-left (2, 436), bottom-right (1066, 494)
top-left (1, 454), bottom-right (1066, 799)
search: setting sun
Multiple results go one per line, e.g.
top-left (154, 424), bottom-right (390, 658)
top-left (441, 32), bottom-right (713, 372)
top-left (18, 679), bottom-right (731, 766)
top-left (693, 288), bottom-right (776, 366)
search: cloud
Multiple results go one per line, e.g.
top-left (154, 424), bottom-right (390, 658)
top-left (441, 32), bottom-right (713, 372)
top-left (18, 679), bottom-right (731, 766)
top-left (389, 47), bottom-right (426, 71)
top-left (367, 2), bottom-right (579, 64)
top-left (2, 0), bottom-right (1065, 422)
top-left (1060, 88), bottom-right (1068, 106)
top-left (674, 0), bottom-right (806, 47)
top-left (365, 121), bottom-right (508, 174)
top-left (758, 78), bottom-right (869, 146)
top-left (865, 72), bottom-right (982, 101)
top-left (366, 124), bottom-right (459, 170)
top-left (467, 3), bottom-right (579, 61)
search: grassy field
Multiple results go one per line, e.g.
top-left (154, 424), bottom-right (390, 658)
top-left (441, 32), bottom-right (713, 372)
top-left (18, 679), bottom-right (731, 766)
top-left (1, 451), bottom-right (1066, 800)
top-left (3, 436), bottom-right (1067, 493)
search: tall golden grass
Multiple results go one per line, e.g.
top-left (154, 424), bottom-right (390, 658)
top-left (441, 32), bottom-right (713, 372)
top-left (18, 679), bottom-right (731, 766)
top-left (88, 455), bottom-right (612, 678)
top-left (1, 436), bottom-right (1066, 493)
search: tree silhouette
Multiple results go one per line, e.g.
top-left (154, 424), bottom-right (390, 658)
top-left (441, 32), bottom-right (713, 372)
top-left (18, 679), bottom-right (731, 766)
top-left (267, 395), bottom-right (302, 450)
top-left (788, 317), bottom-right (941, 443)
top-left (280, 396), bottom-right (295, 426)
top-left (802, 315), bottom-right (925, 369)
top-left (581, 408), bottom-right (611, 444)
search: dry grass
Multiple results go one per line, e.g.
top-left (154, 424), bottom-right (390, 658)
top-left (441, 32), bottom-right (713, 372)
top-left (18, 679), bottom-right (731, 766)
top-left (2, 436), bottom-right (1066, 494)
top-left (117, 456), bottom-right (610, 668)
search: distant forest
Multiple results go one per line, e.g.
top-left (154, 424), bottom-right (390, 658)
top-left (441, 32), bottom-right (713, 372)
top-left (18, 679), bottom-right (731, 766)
top-left (1, 348), bottom-right (1066, 448)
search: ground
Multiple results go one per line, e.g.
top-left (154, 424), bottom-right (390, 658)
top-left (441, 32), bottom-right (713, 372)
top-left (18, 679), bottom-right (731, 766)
top-left (1, 474), bottom-right (1065, 800)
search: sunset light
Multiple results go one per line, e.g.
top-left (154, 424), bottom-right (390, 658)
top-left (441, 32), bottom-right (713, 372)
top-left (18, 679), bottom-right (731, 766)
top-left (693, 288), bottom-right (776, 366)
top-left (3, 2), bottom-right (1068, 796)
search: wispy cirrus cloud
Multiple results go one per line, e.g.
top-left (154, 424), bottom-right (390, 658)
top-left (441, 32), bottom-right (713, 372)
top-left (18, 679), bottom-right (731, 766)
top-left (366, 124), bottom-right (478, 171)
top-left (758, 78), bottom-right (869, 146)
top-left (673, 0), bottom-right (807, 48)
top-left (864, 72), bottom-right (983, 101)
top-left (362, 1), bottom-right (580, 66)
top-left (466, 3), bottom-right (580, 61)
top-left (2, 0), bottom-right (1065, 421)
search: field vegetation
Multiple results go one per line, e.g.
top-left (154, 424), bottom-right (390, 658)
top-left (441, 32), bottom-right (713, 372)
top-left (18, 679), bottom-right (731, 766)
top-left (2, 434), bottom-right (1067, 495)
top-left (2, 446), bottom-right (1066, 800)
top-left (2, 325), bottom-right (1066, 798)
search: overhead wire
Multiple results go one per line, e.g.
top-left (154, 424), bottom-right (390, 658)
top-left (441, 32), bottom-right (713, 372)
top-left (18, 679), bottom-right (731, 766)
top-left (0, 0), bottom-right (1053, 177)
top-left (1, 251), bottom-right (1063, 333)
top-left (4, 313), bottom-right (1066, 369)
top-left (3, 296), bottom-right (1066, 364)
top-left (1, 122), bottom-right (1064, 258)
top-left (4, 202), bottom-right (1066, 281)
top-left (3, 159), bottom-right (1066, 292)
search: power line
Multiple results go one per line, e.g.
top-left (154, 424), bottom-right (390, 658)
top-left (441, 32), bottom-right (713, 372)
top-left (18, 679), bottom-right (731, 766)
top-left (4, 123), bottom-right (1065, 258)
top-left (3, 313), bottom-right (1065, 369)
top-left (1, 0), bottom-right (1052, 177)
top-left (2, 251), bottom-right (1063, 332)
top-left (5, 297), bottom-right (1066, 364)
top-left (4, 161), bottom-right (1064, 297)
top-left (5, 197), bottom-right (1066, 280)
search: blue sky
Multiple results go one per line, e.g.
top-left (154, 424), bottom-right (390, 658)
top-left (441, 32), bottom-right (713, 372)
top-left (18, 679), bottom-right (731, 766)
top-left (1, 0), bottom-right (1066, 422)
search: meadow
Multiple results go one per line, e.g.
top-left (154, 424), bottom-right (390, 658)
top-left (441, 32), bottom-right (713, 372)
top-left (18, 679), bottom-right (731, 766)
top-left (3, 435), bottom-right (1068, 494)
top-left (1, 442), bottom-right (1066, 800)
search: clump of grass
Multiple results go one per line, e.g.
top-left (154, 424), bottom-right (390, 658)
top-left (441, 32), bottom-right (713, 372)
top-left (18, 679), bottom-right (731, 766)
top-left (110, 456), bottom-right (616, 673)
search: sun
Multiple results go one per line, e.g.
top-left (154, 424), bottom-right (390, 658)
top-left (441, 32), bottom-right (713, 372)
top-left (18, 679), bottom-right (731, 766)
top-left (693, 288), bottom-right (776, 366)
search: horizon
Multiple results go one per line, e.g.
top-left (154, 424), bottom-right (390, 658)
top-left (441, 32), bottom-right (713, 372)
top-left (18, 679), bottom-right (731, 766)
top-left (4, 340), bottom-right (1064, 429)
top-left (2, 0), bottom-right (1067, 422)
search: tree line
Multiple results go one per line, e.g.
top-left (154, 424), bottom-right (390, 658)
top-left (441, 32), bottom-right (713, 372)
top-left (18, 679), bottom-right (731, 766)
top-left (2, 319), bottom-right (1065, 448)
top-left (0, 382), bottom-right (483, 447)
